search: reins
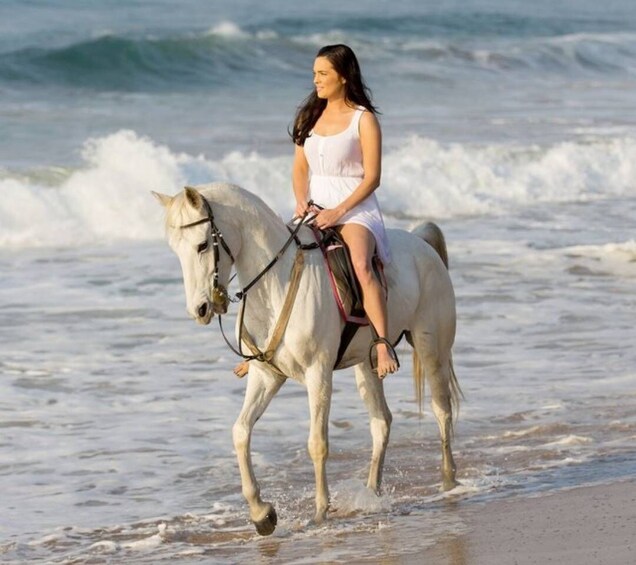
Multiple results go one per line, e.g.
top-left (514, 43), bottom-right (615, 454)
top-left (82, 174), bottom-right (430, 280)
top-left (219, 208), bottom-right (317, 373)
top-left (232, 210), bottom-right (313, 302)
top-left (180, 192), bottom-right (318, 375)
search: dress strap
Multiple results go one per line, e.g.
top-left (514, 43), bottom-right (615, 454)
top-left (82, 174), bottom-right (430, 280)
top-left (350, 107), bottom-right (365, 138)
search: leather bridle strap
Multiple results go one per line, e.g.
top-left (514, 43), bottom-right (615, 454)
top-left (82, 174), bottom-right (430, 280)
top-left (227, 248), bottom-right (305, 378)
top-left (180, 196), bottom-right (235, 261)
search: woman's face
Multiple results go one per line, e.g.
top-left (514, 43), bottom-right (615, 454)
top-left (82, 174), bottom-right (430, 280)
top-left (313, 56), bottom-right (345, 100)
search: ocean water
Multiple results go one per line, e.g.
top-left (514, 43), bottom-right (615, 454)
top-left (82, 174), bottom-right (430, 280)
top-left (1, 0), bottom-right (635, 562)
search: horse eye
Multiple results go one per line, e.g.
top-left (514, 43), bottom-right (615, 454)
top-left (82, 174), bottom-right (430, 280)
top-left (197, 240), bottom-right (209, 253)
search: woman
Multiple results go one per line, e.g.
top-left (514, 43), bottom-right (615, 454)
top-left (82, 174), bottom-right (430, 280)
top-left (291, 44), bottom-right (398, 378)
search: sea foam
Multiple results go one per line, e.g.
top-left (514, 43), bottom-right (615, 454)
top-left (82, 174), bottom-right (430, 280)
top-left (1, 130), bottom-right (635, 248)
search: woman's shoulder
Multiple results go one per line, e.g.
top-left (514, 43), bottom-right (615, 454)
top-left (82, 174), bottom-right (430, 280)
top-left (358, 107), bottom-right (380, 131)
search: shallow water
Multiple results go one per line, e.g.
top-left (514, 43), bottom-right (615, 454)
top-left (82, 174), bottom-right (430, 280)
top-left (1, 197), bottom-right (635, 562)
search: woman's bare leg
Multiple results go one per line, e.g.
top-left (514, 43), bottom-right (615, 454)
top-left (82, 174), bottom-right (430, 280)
top-left (339, 223), bottom-right (398, 378)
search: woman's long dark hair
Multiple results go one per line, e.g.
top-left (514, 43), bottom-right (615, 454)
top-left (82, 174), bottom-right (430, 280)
top-left (291, 44), bottom-right (378, 146)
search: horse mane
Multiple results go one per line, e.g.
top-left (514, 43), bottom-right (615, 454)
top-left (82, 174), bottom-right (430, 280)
top-left (165, 182), bottom-right (288, 245)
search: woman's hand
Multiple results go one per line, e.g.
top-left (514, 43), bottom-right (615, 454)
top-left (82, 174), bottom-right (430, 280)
top-left (295, 200), bottom-right (309, 218)
top-left (313, 206), bottom-right (346, 230)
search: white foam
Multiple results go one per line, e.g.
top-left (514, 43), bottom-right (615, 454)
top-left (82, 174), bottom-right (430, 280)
top-left (0, 130), bottom-right (189, 247)
top-left (2, 130), bottom-right (635, 249)
top-left (564, 240), bottom-right (636, 277)
top-left (500, 425), bottom-right (543, 439)
top-left (332, 479), bottom-right (391, 514)
top-left (27, 533), bottom-right (61, 546)
top-left (548, 31), bottom-right (636, 46)
top-left (545, 435), bottom-right (594, 448)
top-left (88, 540), bottom-right (119, 553)
top-left (529, 456), bottom-right (585, 470)
top-left (121, 523), bottom-right (166, 550)
top-left (206, 21), bottom-right (248, 39)
top-left (380, 135), bottom-right (636, 219)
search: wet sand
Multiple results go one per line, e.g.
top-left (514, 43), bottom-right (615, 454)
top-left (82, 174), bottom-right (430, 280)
top-left (418, 480), bottom-right (636, 565)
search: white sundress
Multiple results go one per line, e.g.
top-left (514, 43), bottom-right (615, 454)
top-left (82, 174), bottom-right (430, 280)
top-left (304, 106), bottom-right (391, 265)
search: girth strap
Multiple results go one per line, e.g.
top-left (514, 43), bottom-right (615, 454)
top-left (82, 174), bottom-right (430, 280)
top-left (237, 248), bottom-right (305, 379)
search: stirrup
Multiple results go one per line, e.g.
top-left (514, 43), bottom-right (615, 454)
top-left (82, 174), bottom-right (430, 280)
top-left (369, 337), bottom-right (400, 377)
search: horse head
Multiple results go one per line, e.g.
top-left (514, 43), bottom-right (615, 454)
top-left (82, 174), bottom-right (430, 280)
top-left (153, 186), bottom-right (238, 325)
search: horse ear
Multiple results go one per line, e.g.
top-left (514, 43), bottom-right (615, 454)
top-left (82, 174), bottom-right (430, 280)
top-left (184, 186), bottom-right (204, 210)
top-left (151, 191), bottom-right (173, 208)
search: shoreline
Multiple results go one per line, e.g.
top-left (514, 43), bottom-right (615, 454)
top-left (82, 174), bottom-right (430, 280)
top-left (416, 479), bottom-right (636, 565)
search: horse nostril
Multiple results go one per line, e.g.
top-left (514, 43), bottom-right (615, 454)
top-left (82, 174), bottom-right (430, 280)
top-left (197, 303), bottom-right (208, 318)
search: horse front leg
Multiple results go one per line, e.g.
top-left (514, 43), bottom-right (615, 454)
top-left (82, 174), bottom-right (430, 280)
top-left (305, 369), bottom-right (333, 525)
top-left (232, 365), bottom-right (285, 536)
top-left (354, 362), bottom-right (392, 493)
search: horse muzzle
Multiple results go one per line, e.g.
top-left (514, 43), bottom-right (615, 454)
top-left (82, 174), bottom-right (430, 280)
top-left (194, 286), bottom-right (229, 324)
top-left (194, 300), bottom-right (214, 325)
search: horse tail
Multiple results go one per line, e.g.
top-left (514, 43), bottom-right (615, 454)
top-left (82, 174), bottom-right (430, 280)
top-left (412, 347), bottom-right (424, 413)
top-left (410, 222), bottom-right (462, 419)
top-left (447, 353), bottom-right (463, 428)
top-left (411, 221), bottom-right (449, 270)
top-left (413, 349), bottom-right (462, 425)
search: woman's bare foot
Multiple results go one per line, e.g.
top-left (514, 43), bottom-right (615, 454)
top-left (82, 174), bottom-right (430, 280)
top-left (370, 339), bottom-right (400, 379)
top-left (233, 361), bottom-right (249, 378)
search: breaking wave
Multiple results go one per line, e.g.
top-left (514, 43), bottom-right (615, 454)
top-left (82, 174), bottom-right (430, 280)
top-left (1, 17), bottom-right (635, 92)
top-left (1, 130), bottom-right (635, 248)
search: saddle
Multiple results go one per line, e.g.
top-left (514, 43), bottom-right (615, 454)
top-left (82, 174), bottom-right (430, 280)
top-left (311, 226), bottom-right (387, 368)
top-left (233, 221), bottom-right (397, 379)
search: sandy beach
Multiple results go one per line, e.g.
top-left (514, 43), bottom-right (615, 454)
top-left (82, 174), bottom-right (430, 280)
top-left (416, 480), bottom-right (636, 565)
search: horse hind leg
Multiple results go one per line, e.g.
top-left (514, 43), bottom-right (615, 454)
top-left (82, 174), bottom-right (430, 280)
top-left (354, 362), bottom-right (392, 494)
top-left (232, 366), bottom-right (285, 536)
top-left (431, 364), bottom-right (460, 491)
top-left (413, 335), bottom-right (461, 491)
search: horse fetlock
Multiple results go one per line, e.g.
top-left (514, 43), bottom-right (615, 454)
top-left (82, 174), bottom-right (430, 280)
top-left (441, 462), bottom-right (459, 491)
top-left (312, 507), bottom-right (328, 526)
top-left (366, 479), bottom-right (382, 496)
top-left (442, 476), bottom-right (460, 492)
top-left (252, 503), bottom-right (277, 536)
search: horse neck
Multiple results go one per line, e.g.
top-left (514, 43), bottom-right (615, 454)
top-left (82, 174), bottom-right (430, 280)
top-left (224, 195), bottom-right (295, 299)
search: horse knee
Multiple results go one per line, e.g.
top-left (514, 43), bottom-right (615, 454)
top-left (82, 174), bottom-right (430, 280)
top-left (370, 415), bottom-right (391, 448)
top-left (307, 436), bottom-right (328, 462)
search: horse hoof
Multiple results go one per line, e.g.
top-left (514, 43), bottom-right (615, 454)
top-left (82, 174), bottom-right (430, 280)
top-left (253, 505), bottom-right (277, 536)
top-left (308, 510), bottom-right (327, 527)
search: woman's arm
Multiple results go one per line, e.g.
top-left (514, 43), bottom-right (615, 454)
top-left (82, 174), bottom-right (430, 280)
top-left (292, 143), bottom-right (310, 217)
top-left (313, 111), bottom-right (382, 229)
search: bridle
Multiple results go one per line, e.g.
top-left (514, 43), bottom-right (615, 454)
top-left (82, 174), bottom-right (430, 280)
top-left (178, 191), bottom-right (317, 362)
top-left (180, 195), bottom-right (235, 311)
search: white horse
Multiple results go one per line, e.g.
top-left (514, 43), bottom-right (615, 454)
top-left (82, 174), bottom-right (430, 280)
top-left (153, 183), bottom-right (461, 536)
